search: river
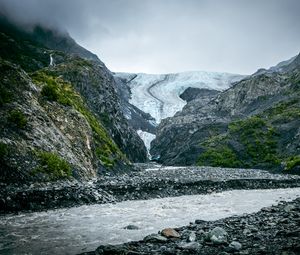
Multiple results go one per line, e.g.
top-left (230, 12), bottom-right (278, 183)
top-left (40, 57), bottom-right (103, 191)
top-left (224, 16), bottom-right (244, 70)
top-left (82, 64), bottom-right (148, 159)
top-left (1, 188), bottom-right (300, 254)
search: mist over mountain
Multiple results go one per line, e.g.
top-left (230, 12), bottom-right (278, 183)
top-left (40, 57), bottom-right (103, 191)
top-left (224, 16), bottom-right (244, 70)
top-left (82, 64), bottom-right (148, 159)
top-left (0, 2), bottom-right (300, 254)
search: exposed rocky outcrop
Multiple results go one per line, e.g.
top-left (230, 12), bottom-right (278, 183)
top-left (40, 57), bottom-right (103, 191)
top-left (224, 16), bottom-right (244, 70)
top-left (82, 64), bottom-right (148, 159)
top-left (46, 57), bottom-right (147, 163)
top-left (0, 18), bottom-right (147, 184)
top-left (179, 87), bottom-right (219, 103)
top-left (151, 54), bottom-right (300, 172)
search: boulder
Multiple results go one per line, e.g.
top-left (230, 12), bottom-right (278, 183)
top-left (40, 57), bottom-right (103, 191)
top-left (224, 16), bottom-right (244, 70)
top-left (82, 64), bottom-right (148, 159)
top-left (161, 228), bottom-right (181, 238)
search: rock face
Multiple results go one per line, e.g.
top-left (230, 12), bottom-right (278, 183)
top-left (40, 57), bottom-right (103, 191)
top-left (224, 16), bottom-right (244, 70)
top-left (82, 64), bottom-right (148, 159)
top-left (0, 18), bottom-right (147, 183)
top-left (151, 53), bottom-right (300, 172)
top-left (179, 87), bottom-right (219, 103)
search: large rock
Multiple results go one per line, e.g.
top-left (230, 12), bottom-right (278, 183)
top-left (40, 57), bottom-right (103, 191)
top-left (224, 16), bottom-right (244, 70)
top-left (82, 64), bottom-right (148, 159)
top-left (161, 228), bottom-right (181, 238)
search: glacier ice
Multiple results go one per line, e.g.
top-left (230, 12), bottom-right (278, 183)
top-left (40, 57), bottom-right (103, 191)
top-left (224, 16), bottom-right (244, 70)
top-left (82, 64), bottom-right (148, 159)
top-left (116, 71), bottom-right (244, 124)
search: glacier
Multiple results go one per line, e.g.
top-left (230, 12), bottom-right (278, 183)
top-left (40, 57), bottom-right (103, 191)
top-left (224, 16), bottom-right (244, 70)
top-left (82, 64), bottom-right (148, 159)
top-left (115, 71), bottom-right (244, 156)
top-left (116, 71), bottom-right (244, 124)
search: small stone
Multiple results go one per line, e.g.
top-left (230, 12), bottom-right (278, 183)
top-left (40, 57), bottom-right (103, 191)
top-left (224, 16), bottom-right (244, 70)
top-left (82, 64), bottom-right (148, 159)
top-left (124, 224), bottom-right (139, 230)
top-left (161, 228), bottom-right (180, 238)
top-left (143, 234), bottom-right (168, 242)
top-left (195, 219), bottom-right (206, 224)
top-left (177, 242), bottom-right (202, 251)
top-left (188, 231), bottom-right (196, 242)
top-left (228, 241), bottom-right (242, 251)
top-left (284, 205), bottom-right (295, 212)
top-left (208, 227), bottom-right (228, 244)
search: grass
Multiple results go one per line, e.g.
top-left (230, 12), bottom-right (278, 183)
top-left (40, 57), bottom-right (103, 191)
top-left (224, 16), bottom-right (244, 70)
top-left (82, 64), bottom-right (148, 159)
top-left (8, 109), bottom-right (27, 129)
top-left (33, 151), bottom-right (72, 180)
top-left (284, 155), bottom-right (300, 171)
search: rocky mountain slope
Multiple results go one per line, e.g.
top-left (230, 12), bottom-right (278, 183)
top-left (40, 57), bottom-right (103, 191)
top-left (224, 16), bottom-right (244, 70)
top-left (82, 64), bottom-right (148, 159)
top-left (0, 17), bottom-right (147, 183)
top-left (114, 71), bottom-right (244, 153)
top-left (151, 54), bottom-right (300, 173)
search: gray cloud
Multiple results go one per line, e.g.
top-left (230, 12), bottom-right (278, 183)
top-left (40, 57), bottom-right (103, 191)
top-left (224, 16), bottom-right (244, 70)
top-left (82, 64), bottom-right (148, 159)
top-left (0, 0), bottom-right (299, 74)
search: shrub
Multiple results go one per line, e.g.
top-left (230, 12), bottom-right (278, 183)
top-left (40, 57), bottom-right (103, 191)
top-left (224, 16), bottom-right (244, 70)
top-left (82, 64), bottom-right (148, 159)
top-left (0, 86), bottom-right (12, 106)
top-left (0, 142), bottom-right (8, 162)
top-left (34, 151), bottom-right (72, 180)
top-left (95, 146), bottom-right (114, 167)
top-left (197, 146), bottom-right (241, 168)
top-left (41, 83), bottom-right (59, 101)
top-left (285, 156), bottom-right (300, 171)
top-left (8, 109), bottom-right (27, 128)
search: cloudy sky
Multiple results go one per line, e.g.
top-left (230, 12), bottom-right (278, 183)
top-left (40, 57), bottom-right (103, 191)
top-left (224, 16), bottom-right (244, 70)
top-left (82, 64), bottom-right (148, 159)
top-left (1, 0), bottom-right (299, 74)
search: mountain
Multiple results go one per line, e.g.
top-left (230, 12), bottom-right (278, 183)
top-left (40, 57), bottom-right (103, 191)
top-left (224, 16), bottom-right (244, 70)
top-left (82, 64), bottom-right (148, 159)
top-left (114, 71), bottom-right (244, 153)
top-left (150, 54), bottom-right (300, 173)
top-left (253, 55), bottom-right (297, 76)
top-left (0, 17), bottom-right (147, 183)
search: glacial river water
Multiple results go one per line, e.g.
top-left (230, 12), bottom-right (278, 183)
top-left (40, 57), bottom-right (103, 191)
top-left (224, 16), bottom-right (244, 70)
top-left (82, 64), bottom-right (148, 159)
top-left (1, 188), bottom-right (300, 255)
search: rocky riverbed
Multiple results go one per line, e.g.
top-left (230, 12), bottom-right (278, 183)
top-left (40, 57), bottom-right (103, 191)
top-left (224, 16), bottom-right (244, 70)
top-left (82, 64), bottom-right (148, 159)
top-left (1, 164), bottom-right (300, 213)
top-left (82, 197), bottom-right (300, 255)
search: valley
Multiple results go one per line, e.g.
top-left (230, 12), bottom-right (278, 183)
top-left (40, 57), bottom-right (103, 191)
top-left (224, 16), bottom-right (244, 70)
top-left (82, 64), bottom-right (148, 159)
top-left (0, 9), bottom-right (299, 255)
top-left (1, 164), bottom-right (300, 255)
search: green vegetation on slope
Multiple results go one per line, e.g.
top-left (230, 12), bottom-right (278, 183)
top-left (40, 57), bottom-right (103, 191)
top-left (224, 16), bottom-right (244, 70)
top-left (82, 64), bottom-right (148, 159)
top-left (197, 95), bottom-right (300, 172)
top-left (32, 151), bottom-right (72, 180)
top-left (8, 109), bottom-right (27, 129)
top-left (285, 156), bottom-right (300, 171)
top-left (31, 70), bottom-right (126, 168)
top-left (0, 85), bottom-right (13, 106)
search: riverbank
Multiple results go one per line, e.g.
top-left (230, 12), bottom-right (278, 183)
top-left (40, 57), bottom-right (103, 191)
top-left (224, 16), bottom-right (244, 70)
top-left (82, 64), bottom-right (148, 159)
top-left (82, 196), bottom-right (300, 255)
top-left (1, 164), bottom-right (300, 213)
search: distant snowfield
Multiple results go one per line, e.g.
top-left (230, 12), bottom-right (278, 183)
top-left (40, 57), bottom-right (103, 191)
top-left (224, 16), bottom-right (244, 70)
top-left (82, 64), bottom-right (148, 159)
top-left (116, 71), bottom-right (244, 124)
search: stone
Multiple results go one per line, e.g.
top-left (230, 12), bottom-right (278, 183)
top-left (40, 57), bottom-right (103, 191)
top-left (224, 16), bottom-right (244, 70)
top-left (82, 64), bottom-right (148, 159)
top-left (208, 227), bottom-right (228, 244)
top-left (124, 224), bottom-right (139, 230)
top-left (188, 231), bottom-right (197, 242)
top-left (95, 244), bottom-right (127, 255)
top-left (195, 219), bottom-right (207, 224)
top-left (161, 228), bottom-right (180, 238)
top-left (284, 205), bottom-right (295, 212)
top-left (143, 234), bottom-right (168, 242)
top-left (177, 241), bottom-right (202, 251)
top-left (228, 241), bottom-right (242, 251)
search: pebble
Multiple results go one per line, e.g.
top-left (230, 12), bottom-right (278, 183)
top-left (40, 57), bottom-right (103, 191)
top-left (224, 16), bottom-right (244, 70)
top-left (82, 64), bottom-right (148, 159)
top-left (228, 241), bottom-right (242, 251)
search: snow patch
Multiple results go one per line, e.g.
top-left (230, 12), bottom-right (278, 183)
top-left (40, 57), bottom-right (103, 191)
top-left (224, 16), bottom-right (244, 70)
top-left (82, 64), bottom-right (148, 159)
top-left (49, 54), bottom-right (54, 66)
top-left (137, 130), bottom-right (156, 157)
